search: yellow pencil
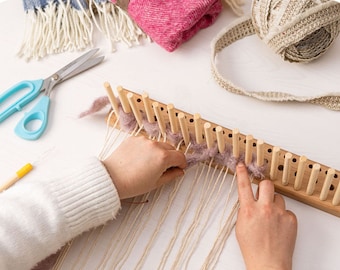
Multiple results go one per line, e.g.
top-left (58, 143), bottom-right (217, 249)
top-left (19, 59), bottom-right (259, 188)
top-left (0, 163), bottom-right (33, 192)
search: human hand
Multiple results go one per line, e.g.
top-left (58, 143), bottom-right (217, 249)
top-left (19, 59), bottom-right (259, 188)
top-left (235, 163), bottom-right (297, 270)
top-left (103, 136), bottom-right (187, 199)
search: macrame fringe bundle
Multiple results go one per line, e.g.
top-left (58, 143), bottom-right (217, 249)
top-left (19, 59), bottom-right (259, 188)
top-left (19, 0), bottom-right (245, 60)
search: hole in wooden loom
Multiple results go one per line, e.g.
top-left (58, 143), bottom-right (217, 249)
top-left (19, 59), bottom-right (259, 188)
top-left (228, 133), bottom-right (232, 138)
top-left (330, 184), bottom-right (335, 191)
top-left (189, 118), bottom-right (194, 123)
top-left (160, 107), bottom-right (164, 111)
top-left (294, 171), bottom-right (297, 176)
top-left (292, 158), bottom-right (297, 163)
top-left (253, 142), bottom-right (256, 147)
top-left (213, 127), bottom-right (216, 132)
top-left (278, 165), bottom-right (284, 171)
top-left (334, 174), bottom-right (338, 179)
top-left (137, 98), bottom-right (141, 102)
top-left (308, 164), bottom-right (313, 169)
top-left (264, 158), bottom-right (269, 164)
top-left (267, 148), bottom-right (272, 153)
top-left (175, 112), bottom-right (178, 117)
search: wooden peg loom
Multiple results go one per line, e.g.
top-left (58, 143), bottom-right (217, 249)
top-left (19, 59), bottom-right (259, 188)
top-left (105, 83), bottom-right (340, 217)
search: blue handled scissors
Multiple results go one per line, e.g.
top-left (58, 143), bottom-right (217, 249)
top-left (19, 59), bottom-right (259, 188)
top-left (0, 48), bottom-right (104, 140)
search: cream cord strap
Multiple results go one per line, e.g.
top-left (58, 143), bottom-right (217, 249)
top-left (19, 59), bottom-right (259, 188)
top-left (211, 1), bottom-right (340, 111)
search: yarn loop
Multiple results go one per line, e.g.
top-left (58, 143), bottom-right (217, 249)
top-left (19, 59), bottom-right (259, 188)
top-left (251, 0), bottom-right (340, 63)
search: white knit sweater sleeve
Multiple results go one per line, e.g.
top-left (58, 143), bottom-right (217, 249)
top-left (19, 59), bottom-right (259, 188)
top-left (0, 157), bottom-right (121, 270)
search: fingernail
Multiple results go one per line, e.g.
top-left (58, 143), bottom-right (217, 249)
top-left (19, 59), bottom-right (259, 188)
top-left (237, 162), bottom-right (245, 168)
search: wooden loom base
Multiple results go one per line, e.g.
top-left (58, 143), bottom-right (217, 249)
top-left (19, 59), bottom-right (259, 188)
top-left (108, 86), bottom-right (340, 217)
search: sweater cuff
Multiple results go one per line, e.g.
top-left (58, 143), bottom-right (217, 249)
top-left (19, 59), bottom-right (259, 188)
top-left (49, 157), bottom-right (121, 237)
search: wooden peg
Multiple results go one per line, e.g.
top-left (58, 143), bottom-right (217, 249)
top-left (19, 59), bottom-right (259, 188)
top-left (256, 139), bottom-right (264, 167)
top-left (294, 155), bottom-right (307, 191)
top-left (127, 92), bottom-right (143, 128)
top-left (232, 128), bottom-right (240, 158)
top-left (167, 104), bottom-right (178, 133)
top-left (117, 86), bottom-right (131, 113)
top-left (194, 113), bottom-right (203, 144)
top-left (178, 112), bottom-right (190, 146)
top-left (270, 146), bottom-right (280, 180)
top-left (152, 102), bottom-right (166, 136)
top-left (204, 122), bottom-right (214, 149)
top-left (216, 126), bottom-right (225, 153)
top-left (245, 135), bottom-right (253, 166)
top-left (142, 92), bottom-right (155, 123)
top-left (320, 168), bottom-right (335, 201)
top-left (306, 163), bottom-right (320, 195)
top-left (103, 82), bottom-right (119, 114)
top-left (282, 152), bottom-right (292, 186)
top-left (332, 179), bottom-right (340, 206)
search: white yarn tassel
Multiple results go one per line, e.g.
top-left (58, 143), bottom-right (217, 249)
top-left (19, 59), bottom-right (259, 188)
top-left (18, 1), bottom-right (93, 61)
top-left (90, 0), bottom-right (149, 52)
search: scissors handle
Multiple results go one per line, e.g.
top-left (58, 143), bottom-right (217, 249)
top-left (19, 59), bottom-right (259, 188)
top-left (14, 95), bottom-right (50, 140)
top-left (0, 79), bottom-right (43, 123)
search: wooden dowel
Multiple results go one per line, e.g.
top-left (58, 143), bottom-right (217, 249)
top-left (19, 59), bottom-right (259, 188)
top-left (142, 92), bottom-right (155, 123)
top-left (282, 152), bottom-right (292, 186)
top-left (232, 128), bottom-right (240, 158)
top-left (204, 122), bottom-right (214, 149)
top-left (320, 168), bottom-right (335, 201)
top-left (306, 163), bottom-right (320, 195)
top-left (332, 179), bottom-right (340, 206)
top-left (178, 112), bottom-right (190, 146)
top-left (152, 102), bottom-right (166, 136)
top-left (270, 146), bottom-right (280, 180)
top-left (294, 155), bottom-right (307, 191)
top-left (127, 93), bottom-right (143, 128)
top-left (117, 86), bottom-right (131, 113)
top-left (256, 139), bottom-right (264, 167)
top-left (194, 113), bottom-right (203, 144)
top-left (216, 126), bottom-right (225, 153)
top-left (167, 104), bottom-right (178, 133)
top-left (103, 82), bottom-right (119, 114)
top-left (245, 135), bottom-right (253, 165)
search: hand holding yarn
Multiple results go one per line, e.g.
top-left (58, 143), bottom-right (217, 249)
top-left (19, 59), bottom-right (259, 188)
top-left (103, 136), bottom-right (187, 199)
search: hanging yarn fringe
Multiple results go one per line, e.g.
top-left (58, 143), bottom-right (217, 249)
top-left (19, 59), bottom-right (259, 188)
top-left (89, 0), bottom-right (148, 51)
top-left (18, 0), bottom-right (147, 60)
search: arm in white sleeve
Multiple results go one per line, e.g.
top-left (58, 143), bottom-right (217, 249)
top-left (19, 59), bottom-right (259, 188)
top-left (0, 157), bottom-right (121, 270)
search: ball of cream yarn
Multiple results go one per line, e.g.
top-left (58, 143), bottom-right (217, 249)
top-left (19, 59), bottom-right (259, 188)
top-left (251, 0), bottom-right (340, 63)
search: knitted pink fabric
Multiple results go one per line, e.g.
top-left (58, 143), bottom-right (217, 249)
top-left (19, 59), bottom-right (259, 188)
top-left (126, 0), bottom-right (223, 52)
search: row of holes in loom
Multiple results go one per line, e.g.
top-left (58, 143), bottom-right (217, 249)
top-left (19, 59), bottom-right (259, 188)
top-left (133, 97), bottom-right (338, 192)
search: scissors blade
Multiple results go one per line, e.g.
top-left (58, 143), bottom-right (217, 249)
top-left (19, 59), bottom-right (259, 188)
top-left (60, 56), bottom-right (105, 82)
top-left (46, 48), bottom-right (102, 85)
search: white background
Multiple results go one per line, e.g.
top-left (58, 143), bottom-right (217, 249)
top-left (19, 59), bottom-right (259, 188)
top-left (1, 0), bottom-right (340, 269)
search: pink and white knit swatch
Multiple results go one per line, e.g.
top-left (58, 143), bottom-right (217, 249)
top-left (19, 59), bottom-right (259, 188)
top-left (126, 0), bottom-right (223, 51)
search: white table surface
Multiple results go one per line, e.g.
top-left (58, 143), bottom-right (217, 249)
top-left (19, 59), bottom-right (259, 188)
top-left (1, 0), bottom-right (340, 269)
